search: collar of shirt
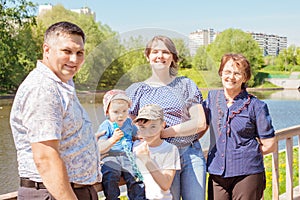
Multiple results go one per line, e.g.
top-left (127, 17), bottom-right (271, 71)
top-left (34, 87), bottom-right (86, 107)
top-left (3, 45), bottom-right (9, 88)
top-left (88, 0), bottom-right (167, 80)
top-left (36, 60), bottom-right (75, 93)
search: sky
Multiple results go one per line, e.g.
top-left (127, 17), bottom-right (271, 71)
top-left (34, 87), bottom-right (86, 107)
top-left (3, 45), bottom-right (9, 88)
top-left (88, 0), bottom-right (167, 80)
top-left (30, 0), bottom-right (300, 46)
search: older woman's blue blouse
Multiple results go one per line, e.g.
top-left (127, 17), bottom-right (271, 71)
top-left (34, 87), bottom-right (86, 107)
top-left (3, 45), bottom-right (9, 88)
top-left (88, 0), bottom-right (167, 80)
top-left (126, 76), bottom-right (203, 147)
top-left (204, 89), bottom-right (275, 178)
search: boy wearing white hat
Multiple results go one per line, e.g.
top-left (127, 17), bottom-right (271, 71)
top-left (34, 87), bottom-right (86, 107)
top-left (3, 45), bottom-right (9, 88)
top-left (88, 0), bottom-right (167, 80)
top-left (96, 89), bottom-right (146, 199)
top-left (133, 104), bottom-right (181, 200)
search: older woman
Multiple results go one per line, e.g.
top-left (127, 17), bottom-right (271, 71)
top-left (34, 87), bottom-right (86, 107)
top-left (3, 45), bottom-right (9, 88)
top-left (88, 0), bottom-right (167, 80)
top-left (126, 35), bottom-right (207, 200)
top-left (204, 53), bottom-right (277, 200)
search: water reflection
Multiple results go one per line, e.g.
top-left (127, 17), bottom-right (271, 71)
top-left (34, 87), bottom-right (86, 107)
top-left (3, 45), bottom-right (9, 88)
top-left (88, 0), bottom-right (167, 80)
top-left (0, 101), bottom-right (19, 194)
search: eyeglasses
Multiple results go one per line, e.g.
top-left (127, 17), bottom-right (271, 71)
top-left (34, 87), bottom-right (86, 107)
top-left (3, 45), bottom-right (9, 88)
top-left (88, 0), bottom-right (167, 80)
top-left (222, 70), bottom-right (243, 78)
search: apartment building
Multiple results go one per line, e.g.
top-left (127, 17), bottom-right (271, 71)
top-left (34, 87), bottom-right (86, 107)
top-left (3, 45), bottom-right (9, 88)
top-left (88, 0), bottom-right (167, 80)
top-left (250, 32), bottom-right (287, 56)
top-left (189, 28), bottom-right (216, 56)
top-left (189, 28), bottom-right (287, 56)
top-left (38, 4), bottom-right (96, 20)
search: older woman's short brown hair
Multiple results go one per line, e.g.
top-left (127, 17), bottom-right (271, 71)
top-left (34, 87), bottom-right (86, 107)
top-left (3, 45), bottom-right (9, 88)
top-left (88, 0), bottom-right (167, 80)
top-left (218, 53), bottom-right (251, 89)
top-left (144, 35), bottom-right (179, 76)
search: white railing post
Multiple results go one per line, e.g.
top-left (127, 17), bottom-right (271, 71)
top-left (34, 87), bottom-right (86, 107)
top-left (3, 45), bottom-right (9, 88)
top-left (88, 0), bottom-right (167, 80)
top-left (286, 137), bottom-right (293, 199)
top-left (272, 141), bottom-right (279, 200)
top-left (299, 135), bottom-right (300, 195)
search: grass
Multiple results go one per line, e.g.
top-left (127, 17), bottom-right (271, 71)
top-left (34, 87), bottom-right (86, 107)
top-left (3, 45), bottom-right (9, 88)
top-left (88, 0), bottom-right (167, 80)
top-left (254, 81), bottom-right (282, 89)
top-left (178, 68), bottom-right (210, 88)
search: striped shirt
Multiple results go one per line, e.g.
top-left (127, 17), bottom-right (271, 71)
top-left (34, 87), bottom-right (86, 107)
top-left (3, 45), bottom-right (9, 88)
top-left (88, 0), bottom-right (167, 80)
top-left (204, 89), bottom-right (275, 177)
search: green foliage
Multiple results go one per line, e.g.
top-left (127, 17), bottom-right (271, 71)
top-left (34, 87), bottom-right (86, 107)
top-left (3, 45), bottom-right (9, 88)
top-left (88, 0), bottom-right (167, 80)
top-left (0, 0), bottom-right (37, 93)
top-left (275, 45), bottom-right (300, 71)
top-left (35, 5), bottom-right (121, 90)
top-left (113, 36), bottom-right (149, 89)
top-left (76, 34), bottom-right (124, 90)
top-left (36, 5), bottom-right (116, 56)
top-left (258, 69), bottom-right (290, 77)
top-left (1, 3), bottom-right (299, 94)
top-left (254, 72), bottom-right (270, 85)
top-left (78, 35), bottom-right (150, 91)
top-left (262, 65), bottom-right (281, 71)
top-left (173, 38), bottom-right (192, 69)
top-left (291, 65), bottom-right (300, 72)
top-left (192, 46), bottom-right (216, 71)
top-left (178, 68), bottom-right (207, 88)
top-left (255, 81), bottom-right (281, 89)
top-left (205, 28), bottom-right (264, 87)
top-left (207, 28), bottom-right (264, 68)
top-left (178, 68), bottom-right (210, 98)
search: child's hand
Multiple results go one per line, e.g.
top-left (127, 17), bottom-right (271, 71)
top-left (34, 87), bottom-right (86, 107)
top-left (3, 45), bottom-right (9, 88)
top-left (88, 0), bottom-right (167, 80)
top-left (111, 128), bottom-right (124, 142)
top-left (134, 141), bottom-right (150, 163)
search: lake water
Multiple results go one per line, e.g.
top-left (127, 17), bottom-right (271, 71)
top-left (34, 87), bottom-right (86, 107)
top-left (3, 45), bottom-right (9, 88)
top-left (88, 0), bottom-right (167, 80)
top-left (1, 89), bottom-right (300, 195)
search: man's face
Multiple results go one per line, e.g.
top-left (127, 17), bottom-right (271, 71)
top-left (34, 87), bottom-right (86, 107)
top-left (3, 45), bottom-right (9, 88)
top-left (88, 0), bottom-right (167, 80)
top-left (43, 34), bottom-right (85, 83)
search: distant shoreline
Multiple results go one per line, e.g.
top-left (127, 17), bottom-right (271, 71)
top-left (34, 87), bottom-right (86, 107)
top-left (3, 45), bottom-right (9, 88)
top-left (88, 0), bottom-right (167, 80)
top-left (2, 87), bottom-right (296, 106)
top-left (0, 87), bottom-right (286, 99)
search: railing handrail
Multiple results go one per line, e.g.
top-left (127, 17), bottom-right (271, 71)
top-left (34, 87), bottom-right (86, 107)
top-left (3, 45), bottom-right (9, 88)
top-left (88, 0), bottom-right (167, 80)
top-left (1, 125), bottom-right (300, 200)
top-left (269, 124), bottom-right (300, 200)
top-left (275, 124), bottom-right (300, 141)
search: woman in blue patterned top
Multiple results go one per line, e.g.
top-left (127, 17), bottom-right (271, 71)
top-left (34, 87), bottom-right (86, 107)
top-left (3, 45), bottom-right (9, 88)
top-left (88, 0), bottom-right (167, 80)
top-left (204, 53), bottom-right (277, 200)
top-left (126, 35), bottom-right (207, 200)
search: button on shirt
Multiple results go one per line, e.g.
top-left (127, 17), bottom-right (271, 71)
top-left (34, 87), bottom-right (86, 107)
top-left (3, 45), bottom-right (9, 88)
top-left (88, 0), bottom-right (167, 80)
top-left (10, 61), bottom-right (102, 184)
top-left (204, 90), bottom-right (275, 178)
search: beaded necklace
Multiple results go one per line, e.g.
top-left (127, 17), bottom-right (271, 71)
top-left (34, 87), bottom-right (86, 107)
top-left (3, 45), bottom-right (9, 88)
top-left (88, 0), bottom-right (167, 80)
top-left (216, 90), bottom-right (252, 136)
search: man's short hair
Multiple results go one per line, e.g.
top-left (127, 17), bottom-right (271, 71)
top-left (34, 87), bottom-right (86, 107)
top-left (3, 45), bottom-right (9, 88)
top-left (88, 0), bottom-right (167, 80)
top-left (44, 21), bottom-right (85, 44)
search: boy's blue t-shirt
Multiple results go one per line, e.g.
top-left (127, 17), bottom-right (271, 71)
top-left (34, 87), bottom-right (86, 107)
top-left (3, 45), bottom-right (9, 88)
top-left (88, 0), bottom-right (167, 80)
top-left (97, 118), bottom-right (137, 152)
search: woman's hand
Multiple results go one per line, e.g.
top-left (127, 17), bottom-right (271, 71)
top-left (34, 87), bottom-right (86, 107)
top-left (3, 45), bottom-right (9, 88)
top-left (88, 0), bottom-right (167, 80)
top-left (258, 137), bottom-right (277, 155)
top-left (161, 104), bottom-right (207, 138)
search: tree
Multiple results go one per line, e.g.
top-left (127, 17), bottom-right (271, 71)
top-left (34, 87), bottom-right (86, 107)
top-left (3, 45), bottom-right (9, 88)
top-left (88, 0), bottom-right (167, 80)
top-left (296, 47), bottom-right (300, 66)
top-left (0, 0), bottom-right (37, 93)
top-left (173, 38), bottom-right (192, 68)
top-left (192, 45), bottom-right (215, 71)
top-left (36, 5), bottom-right (121, 90)
top-left (206, 28), bottom-right (264, 86)
top-left (274, 45), bottom-right (300, 71)
top-left (114, 36), bottom-right (149, 88)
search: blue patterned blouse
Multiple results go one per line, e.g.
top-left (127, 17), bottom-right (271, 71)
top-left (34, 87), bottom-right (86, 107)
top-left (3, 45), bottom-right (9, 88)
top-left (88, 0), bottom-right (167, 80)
top-left (126, 76), bottom-right (203, 147)
top-left (204, 89), bottom-right (275, 177)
